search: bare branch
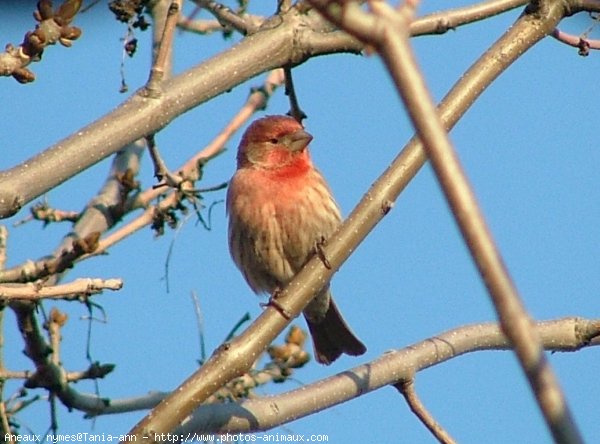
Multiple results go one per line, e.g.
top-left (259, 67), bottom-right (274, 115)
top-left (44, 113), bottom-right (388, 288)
top-left (552, 28), bottom-right (600, 55)
top-left (146, 0), bottom-right (182, 93)
top-left (9, 302), bottom-right (116, 417)
top-left (12, 325), bottom-right (306, 419)
top-left (65, 362), bottom-right (116, 383)
top-left (195, 0), bottom-right (263, 35)
top-left (395, 380), bottom-right (457, 444)
top-left (410, 0), bottom-right (528, 36)
top-left (13, 202), bottom-right (79, 227)
top-left (0, 278), bottom-right (122, 301)
top-left (0, 0), bottom-right (541, 219)
top-left (146, 135), bottom-right (184, 189)
top-left (0, 232), bottom-right (102, 283)
top-left (177, 17), bottom-right (226, 35)
top-left (0, 227), bottom-right (7, 271)
top-left (0, 370), bottom-right (29, 380)
top-left (0, 140), bottom-right (143, 285)
top-left (283, 67), bottom-right (307, 122)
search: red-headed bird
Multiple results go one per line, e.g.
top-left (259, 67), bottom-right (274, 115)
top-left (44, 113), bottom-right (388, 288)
top-left (227, 115), bottom-right (366, 364)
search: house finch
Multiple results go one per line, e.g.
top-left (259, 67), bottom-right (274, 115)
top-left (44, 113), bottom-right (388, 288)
top-left (227, 115), bottom-right (366, 365)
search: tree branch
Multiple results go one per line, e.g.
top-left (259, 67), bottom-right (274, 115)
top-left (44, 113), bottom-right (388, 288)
top-left (0, 278), bottom-right (122, 301)
top-left (146, 0), bottom-right (181, 93)
top-left (395, 380), bottom-right (457, 444)
top-left (168, 318), bottom-right (598, 435)
top-left (177, 16), bottom-right (226, 35)
top-left (552, 28), bottom-right (600, 55)
top-left (410, 0), bottom-right (528, 36)
top-left (9, 302), bottom-right (116, 414)
top-left (194, 0), bottom-right (263, 35)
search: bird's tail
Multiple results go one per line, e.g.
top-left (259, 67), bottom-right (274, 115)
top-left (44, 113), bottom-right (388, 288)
top-left (304, 293), bottom-right (366, 365)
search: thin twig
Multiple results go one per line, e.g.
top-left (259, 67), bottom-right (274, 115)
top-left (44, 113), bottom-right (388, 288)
top-left (0, 226), bottom-right (6, 271)
top-left (146, 134), bottom-right (184, 189)
top-left (0, 370), bottom-right (29, 380)
top-left (551, 28), bottom-right (600, 55)
top-left (0, 309), bottom-right (9, 436)
top-left (196, 0), bottom-right (261, 34)
top-left (395, 380), bottom-right (457, 444)
top-left (13, 201), bottom-right (79, 227)
top-left (65, 362), bottom-right (115, 383)
top-left (146, 0), bottom-right (182, 94)
top-left (0, 278), bottom-right (123, 301)
top-left (162, 212), bottom-right (194, 293)
top-left (190, 291), bottom-right (207, 364)
top-left (223, 313), bottom-right (252, 342)
top-left (410, 0), bottom-right (528, 36)
top-left (283, 67), bottom-right (307, 122)
top-left (177, 17), bottom-right (226, 34)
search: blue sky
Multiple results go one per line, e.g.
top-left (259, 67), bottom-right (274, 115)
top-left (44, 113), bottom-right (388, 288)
top-left (1, 1), bottom-right (599, 442)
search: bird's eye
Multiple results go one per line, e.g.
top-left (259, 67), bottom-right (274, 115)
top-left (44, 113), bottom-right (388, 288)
top-left (269, 138), bottom-right (278, 144)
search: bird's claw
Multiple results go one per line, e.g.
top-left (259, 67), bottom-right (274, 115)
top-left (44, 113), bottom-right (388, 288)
top-left (261, 288), bottom-right (292, 320)
top-left (315, 236), bottom-right (332, 269)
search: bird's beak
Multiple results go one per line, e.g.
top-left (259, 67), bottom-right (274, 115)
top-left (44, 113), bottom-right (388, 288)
top-left (287, 129), bottom-right (313, 152)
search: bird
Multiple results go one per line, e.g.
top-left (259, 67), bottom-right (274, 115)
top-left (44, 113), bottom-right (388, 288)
top-left (226, 115), bottom-right (366, 364)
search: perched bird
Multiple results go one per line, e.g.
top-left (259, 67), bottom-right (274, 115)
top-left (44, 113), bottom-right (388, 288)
top-left (227, 115), bottom-right (366, 364)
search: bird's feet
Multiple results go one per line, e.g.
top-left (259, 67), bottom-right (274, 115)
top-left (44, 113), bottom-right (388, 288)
top-left (261, 287), bottom-right (292, 320)
top-left (315, 236), bottom-right (332, 269)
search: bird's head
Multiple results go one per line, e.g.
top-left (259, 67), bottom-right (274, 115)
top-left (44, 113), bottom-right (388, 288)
top-left (236, 115), bottom-right (313, 174)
